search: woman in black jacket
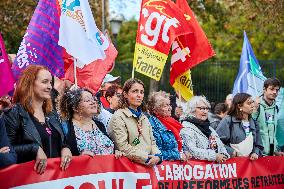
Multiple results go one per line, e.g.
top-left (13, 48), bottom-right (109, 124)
top-left (0, 116), bottom-right (17, 168)
top-left (3, 65), bottom-right (72, 174)
top-left (59, 88), bottom-right (115, 156)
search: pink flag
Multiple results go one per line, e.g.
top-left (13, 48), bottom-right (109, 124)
top-left (0, 34), bottom-right (15, 96)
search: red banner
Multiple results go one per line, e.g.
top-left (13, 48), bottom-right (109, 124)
top-left (0, 156), bottom-right (284, 189)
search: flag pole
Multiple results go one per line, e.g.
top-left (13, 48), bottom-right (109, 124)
top-left (73, 57), bottom-right (78, 87)
top-left (252, 73), bottom-right (258, 97)
top-left (132, 66), bottom-right (135, 79)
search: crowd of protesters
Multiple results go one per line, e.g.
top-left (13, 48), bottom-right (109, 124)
top-left (0, 65), bottom-right (284, 174)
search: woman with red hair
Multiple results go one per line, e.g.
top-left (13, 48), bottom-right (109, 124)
top-left (3, 65), bottom-right (72, 174)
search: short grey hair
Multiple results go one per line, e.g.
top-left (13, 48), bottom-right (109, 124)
top-left (184, 96), bottom-right (210, 117)
top-left (147, 91), bottom-right (170, 115)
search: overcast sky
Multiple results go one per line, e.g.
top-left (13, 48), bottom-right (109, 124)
top-left (109, 0), bottom-right (141, 20)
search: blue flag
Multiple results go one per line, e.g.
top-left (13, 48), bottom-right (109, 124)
top-left (232, 31), bottom-right (266, 97)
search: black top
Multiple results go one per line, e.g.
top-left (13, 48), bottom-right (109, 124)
top-left (30, 115), bottom-right (61, 158)
top-left (3, 104), bottom-right (67, 163)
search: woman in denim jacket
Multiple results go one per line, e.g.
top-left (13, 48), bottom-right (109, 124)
top-left (147, 91), bottom-right (191, 161)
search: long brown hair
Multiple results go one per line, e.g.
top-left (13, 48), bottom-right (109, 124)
top-left (120, 78), bottom-right (146, 111)
top-left (13, 65), bottom-right (52, 115)
top-left (228, 93), bottom-right (251, 120)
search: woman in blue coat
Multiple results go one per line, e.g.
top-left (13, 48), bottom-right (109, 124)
top-left (147, 91), bottom-right (191, 161)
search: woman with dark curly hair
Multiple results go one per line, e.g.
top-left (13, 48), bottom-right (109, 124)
top-left (108, 78), bottom-right (162, 166)
top-left (59, 88), bottom-right (114, 157)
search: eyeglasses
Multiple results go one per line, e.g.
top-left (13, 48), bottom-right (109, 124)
top-left (115, 93), bottom-right (122, 97)
top-left (196, 107), bottom-right (210, 111)
top-left (82, 97), bottom-right (98, 103)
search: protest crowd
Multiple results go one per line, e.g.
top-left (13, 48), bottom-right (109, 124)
top-left (0, 0), bottom-right (284, 188)
top-left (1, 65), bottom-right (284, 172)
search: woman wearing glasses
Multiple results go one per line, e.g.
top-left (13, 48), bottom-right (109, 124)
top-left (180, 96), bottom-right (229, 163)
top-left (216, 93), bottom-right (263, 160)
top-left (59, 88), bottom-right (114, 157)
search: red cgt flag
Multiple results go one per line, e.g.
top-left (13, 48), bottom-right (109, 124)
top-left (170, 0), bottom-right (215, 85)
top-left (133, 0), bottom-right (193, 81)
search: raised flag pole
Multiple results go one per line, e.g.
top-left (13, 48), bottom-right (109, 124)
top-left (132, 66), bottom-right (135, 79)
top-left (252, 75), bottom-right (258, 97)
top-left (73, 57), bottom-right (78, 87)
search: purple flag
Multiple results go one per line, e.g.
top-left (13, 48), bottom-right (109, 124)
top-left (0, 33), bottom-right (15, 96)
top-left (13, 0), bottom-right (64, 79)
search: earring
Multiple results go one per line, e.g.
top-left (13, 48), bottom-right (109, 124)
top-left (240, 108), bottom-right (243, 112)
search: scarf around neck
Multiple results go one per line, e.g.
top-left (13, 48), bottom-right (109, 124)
top-left (184, 116), bottom-right (212, 138)
top-left (156, 115), bottom-right (183, 151)
top-left (128, 107), bottom-right (142, 118)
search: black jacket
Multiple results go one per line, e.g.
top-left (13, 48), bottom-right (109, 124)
top-left (3, 104), bottom-right (66, 163)
top-left (65, 119), bottom-right (111, 156)
top-left (0, 116), bottom-right (17, 168)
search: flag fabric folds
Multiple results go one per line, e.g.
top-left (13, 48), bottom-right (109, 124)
top-left (0, 34), bottom-right (15, 96)
top-left (64, 35), bottom-right (117, 93)
top-left (170, 0), bottom-right (215, 101)
top-left (133, 0), bottom-right (192, 81)
top-left (12, 0), bottom-right (64, 79)
top-left (59, 0), bottom-right (117, 93)
top-left (232, 31), bottom-right (266, 97)
top-left (59, 0), bottom-right (108, 67)
top-left (12, 0), bottom-right (117, 94)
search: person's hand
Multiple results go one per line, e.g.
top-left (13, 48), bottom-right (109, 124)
top-left (250, 153), bottom-right (259, 160)
top-left (232, 151), bottom-right (238, 157)
top-left (81, 150), bottom-right (95, 157)
top-left (34, 147), bottom-right (48, 174)
top-left (216, 153), bottom-right (227, 163)
top-left (146, 155), bottom-right (160, 167)
top-left (180, 152), bottom-right (187, 162)
top-left (253, 97), bottom-right (260, 112)
top-left (184, 151), bottom-right (192, 160)
top-left (0, 146), bottom-right (10, 153)
top-left (60, 147), bottom-right (72, 171)
top-left (175, 106), bottom-right (183, 118)
top-left (180, 152), bottom-right (192, 161)
top-left (274, 151), bottom-right (284, 156)
top-left (114, 150), bottom-right (124, 159)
